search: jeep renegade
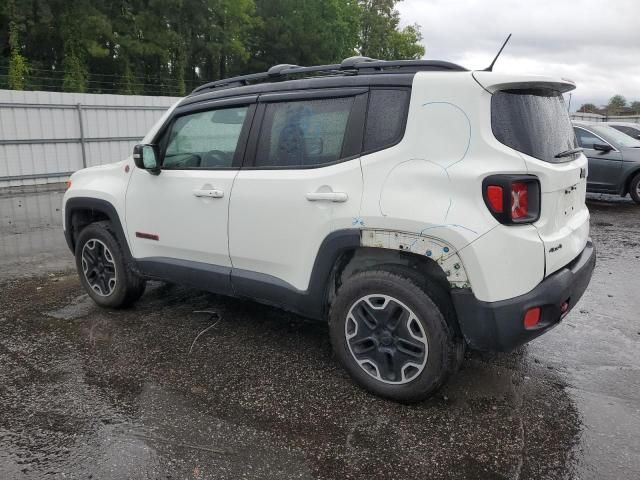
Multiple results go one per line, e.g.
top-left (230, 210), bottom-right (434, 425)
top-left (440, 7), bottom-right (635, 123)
top-left (63, 57), bottom-right (596, 402)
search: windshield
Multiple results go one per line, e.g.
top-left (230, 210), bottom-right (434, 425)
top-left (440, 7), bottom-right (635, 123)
top-left (589, 124), bottom-right (640, 148)
top-left (491, 88), bottom-right (578, 163)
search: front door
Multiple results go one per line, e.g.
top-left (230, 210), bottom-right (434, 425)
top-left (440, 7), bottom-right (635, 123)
top-left (125, 102), bottom-right (255, 276)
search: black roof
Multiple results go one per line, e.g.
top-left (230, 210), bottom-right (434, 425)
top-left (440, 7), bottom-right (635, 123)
top-left (188, 56), bottom-right (467, 98)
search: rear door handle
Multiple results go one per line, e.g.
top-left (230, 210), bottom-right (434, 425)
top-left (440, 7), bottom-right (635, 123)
top-left (193, 189), bottom-right (224, 198)
top-left (305, 192), bottom-right (348, 203)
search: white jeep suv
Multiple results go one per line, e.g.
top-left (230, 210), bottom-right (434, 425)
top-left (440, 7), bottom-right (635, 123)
top-left (63, 58), bottom-right (596, 402)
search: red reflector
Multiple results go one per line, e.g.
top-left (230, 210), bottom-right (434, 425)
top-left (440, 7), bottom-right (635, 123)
top-left (511, 182), bottom-right (529, 219)
top-left (135, 231), bottom-right (159, 241)
top-left (560, 301), bottom-right (569, 316)
top-left (486, 185), bottom-right (504, 213)
top-left (523, 307), bottom-right (541, 329)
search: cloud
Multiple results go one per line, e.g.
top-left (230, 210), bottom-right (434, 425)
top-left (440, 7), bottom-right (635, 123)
top-left (397, 0), bottom-right (640, 109)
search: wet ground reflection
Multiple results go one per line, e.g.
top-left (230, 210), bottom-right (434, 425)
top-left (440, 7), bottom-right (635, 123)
top-left (0, 190), bottom-right (638, 479)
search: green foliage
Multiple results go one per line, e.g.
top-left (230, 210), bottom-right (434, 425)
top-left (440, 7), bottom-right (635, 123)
top-left (358, 0), bottom-right (424, 59)
top-left (8, 21), bottom-right (29, 90)
top-left (0, 0), bottom-right (426, 95)
top-left (631, 101), bottom-right (640, 114)
top-left (608, 94), bottom-right (627, 111)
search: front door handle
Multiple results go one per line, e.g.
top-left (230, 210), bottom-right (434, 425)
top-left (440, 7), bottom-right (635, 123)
top-left (305, 191), bottom-right (348, 202)
top-left (193, 189), bottom-right (224, 198)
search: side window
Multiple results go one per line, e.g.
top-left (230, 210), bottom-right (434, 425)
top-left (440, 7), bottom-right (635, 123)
top-left (163, 106), bottom-right (248, 169)
top-left (574, 127), bottom-right (604, 149)
top-left (255, 97), bottom-right (354, 168)
top-left (613, 125), bottom-right (640, 138)
top-left (364, 89), bottom-right (410, 152)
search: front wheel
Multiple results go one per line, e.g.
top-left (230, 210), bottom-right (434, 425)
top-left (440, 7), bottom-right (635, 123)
top-left (629, 172), bottom-right (640, 205)
top-left (75, 221), bottom-right (146, 308)
top-left (329, 269), bottom-right (462, 403)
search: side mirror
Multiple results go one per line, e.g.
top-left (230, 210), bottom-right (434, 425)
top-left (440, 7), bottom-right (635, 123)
top-left (593, 143), bottom-right (613, 153)
top-left (133, 144), bottom-right (160, 174)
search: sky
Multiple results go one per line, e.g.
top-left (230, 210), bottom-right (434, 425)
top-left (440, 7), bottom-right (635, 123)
top-left (396, 0), bottom-right (640, 111)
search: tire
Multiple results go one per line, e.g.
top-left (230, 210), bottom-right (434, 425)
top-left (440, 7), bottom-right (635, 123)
top-left (75, 221), bottom-right (146, 308)
top-left (629, 172), bottom-right (640, 204)
top-left (329, 269), bottom-right (462, 403)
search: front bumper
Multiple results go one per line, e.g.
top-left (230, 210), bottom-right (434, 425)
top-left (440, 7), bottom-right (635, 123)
top-left (451, 240), bottom-right (596, 351)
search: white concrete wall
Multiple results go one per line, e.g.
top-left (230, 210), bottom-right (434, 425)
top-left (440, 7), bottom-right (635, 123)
top-left (0, 89), bottom-right (180, 188)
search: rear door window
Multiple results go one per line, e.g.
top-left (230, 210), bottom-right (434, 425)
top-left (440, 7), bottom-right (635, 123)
top-left (491, 89), bottom-right (577, 163)
top-left (254, 97), bottom-right (354, 168)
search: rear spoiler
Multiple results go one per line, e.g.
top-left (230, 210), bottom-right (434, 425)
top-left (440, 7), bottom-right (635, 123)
top-left (472, 72), bottom-right (576, 94)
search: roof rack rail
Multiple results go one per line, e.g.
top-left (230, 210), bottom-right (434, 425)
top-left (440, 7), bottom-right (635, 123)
top-left (191, 57), bottom-right (467, 95)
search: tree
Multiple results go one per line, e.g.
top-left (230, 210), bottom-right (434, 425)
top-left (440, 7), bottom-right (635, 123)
top-left (607, 94), bottom-right (627, 113)
top-left (0, 0), bottom-right (427, 95)
top-left (358, 0), bottom-right (424, 59)
top-left (5, 0), bottom-right (29, 90)
top-left (630, 101), bottom-right (640, 114)
top-left (577, 103), bottom-right (598, 114)
top-left (248, 0), bottom-right (359, 72)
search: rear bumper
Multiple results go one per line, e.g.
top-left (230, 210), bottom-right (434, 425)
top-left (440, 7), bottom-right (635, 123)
top-left (451, 239), bottom-right (596, 351)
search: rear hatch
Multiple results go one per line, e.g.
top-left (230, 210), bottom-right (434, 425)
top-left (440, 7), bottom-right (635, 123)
top-left (477, 73), bottom-right (590, 276)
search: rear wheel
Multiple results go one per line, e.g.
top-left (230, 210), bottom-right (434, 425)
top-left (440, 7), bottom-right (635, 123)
top-left (629, 172), bottom-right (640, 204)
top-left (75, 221), bottom-right (146, 308)
top-left (329, 269), bottom-right (462, 403)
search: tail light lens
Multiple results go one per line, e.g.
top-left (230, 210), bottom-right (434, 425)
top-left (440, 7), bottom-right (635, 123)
top-left (510, 182), bottom-right (529, 219)
top-left (482, 175), bottom-right (540, 224)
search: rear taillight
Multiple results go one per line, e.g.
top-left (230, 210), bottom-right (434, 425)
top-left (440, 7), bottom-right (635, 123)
top-left (486, 185), bottom-right (504, 213)
top-left (510, 182), bottom-right (529, 219)
top-left (482, 175), bottom-right (540, 224)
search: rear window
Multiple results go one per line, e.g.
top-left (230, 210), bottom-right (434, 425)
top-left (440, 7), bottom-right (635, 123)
top-left (491, 89), bottom-right (577, 163)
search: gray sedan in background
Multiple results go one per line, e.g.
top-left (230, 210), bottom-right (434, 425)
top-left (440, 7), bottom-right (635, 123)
top-left (573, 121), bottom-right (640, 204)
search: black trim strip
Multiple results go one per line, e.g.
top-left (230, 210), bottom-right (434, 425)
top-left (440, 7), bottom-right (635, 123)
top-left (137, 257), bottom-right (234, 296)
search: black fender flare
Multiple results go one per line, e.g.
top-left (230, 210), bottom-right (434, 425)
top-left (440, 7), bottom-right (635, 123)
top-left (64, 197), bottom-right (133, 262)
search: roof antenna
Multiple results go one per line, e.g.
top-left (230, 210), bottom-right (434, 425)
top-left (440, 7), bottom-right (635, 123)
top-left (484, 34), bottom-right (512, 71)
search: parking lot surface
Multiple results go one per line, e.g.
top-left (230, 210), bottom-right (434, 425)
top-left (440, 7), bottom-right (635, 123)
top-left (1, 188), bottom-right (639, 479)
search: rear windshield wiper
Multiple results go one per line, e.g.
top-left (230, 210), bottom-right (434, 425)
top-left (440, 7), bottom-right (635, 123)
top-left (554, 147), bottom-right (584, 158)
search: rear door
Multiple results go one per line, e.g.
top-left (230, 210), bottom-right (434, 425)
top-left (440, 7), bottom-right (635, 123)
top-left (574, 126), bottom-right (622, 191)
top-left (490, 88), bottom-right (590, 276)
top-left (228, 89), bottom-right (366, 294)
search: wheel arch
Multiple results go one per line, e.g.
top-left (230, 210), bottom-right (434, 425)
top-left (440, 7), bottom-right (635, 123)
top-left (64, 197), bottom-right (133, 261)
top-left (621, 166), bottom-right (640, 196)
top-left (323, 244), bottom-right (463, 336)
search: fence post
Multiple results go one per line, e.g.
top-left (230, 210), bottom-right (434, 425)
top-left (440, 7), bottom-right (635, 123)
top-left (76, 103), bottom-right (87, 168)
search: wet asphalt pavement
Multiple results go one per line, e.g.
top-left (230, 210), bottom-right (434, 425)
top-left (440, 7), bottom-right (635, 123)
top-left (0, 188), bottom-right (638, 479)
